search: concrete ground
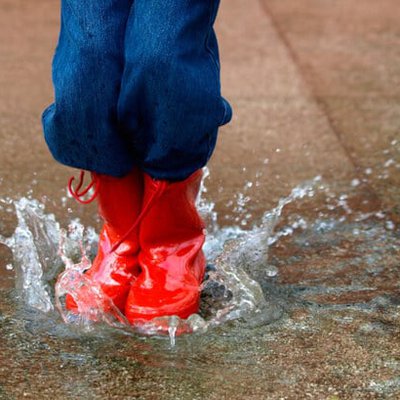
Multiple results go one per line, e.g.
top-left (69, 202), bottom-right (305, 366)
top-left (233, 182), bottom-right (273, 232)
top-left (0, 0), bottom-right (399, 399)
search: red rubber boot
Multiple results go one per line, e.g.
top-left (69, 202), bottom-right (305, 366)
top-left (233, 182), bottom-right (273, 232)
top-left (65, 169), bottom-right (144, 313)
top-left (125, 170), bottom-right (206, 323)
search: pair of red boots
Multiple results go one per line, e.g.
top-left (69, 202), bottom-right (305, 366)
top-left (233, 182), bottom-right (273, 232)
top-left (65, 169), bottom-right (206, 324)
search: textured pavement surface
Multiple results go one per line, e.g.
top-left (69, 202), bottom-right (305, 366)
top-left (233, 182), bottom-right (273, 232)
top-left (0, 0), bottom-right (399, 399)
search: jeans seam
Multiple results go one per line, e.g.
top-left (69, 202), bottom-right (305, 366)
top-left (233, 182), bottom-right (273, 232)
top-left (220, 99), bottom-right (228, 126)
top-left (205, 0), bottom-right (228, 133)
top-left (205, 0), bottom-right (220, 77)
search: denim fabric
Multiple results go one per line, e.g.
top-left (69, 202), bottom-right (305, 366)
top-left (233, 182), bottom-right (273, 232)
top-left (43, 0), bottom-right (232, 181)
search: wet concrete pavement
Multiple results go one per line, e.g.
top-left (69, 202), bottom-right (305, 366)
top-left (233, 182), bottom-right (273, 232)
top-left (0, 0), bottom-right (399, 399)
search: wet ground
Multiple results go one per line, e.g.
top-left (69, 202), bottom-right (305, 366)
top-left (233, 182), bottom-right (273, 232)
top-left (0, 0), bottom-right (399, 399)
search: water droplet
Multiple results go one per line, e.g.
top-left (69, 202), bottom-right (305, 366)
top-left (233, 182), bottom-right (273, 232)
top-left (168, 316), bottom-right (180, 347)
top-left (385, 221), bottom-right (395, 230)
top-left (375, 211), bottom-right (385, 219)
top-left (383, 159), bottom-right (395, 168)
top-left (266, 266), bottom-right (278, 278)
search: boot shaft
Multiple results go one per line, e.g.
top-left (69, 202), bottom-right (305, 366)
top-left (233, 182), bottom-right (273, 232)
top-left (139, 170), bottom-right (205, 248)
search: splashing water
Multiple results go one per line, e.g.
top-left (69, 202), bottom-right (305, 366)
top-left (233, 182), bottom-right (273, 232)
top-left (0, 198), bottom-right (58, 312)
top-left (0, 173), bottom-right (333, 340)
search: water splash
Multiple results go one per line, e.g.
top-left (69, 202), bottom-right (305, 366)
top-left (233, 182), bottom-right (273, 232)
top-left (0, 198), bottom-right (58, 312)
top-left (0, 173), bottom-right (371, 337)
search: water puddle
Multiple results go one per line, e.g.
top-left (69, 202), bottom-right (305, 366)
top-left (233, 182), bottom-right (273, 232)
top-left (0, 169), bottom-right (398, 346)
top-left (0, 166), bottom-right (399, 399)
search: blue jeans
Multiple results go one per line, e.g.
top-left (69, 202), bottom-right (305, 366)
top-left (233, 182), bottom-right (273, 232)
top-left (42, 0), bottom-right (232, 181)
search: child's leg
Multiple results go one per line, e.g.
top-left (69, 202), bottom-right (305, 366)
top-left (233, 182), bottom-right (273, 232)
top-left (42, 0), bottom-right (135, 177)
top-left (121, 1), bottom-right (232, 324)
top-left (118, 0), bottom-right (232, 182)
top-left (43, 1), bottom-right (145, 317)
